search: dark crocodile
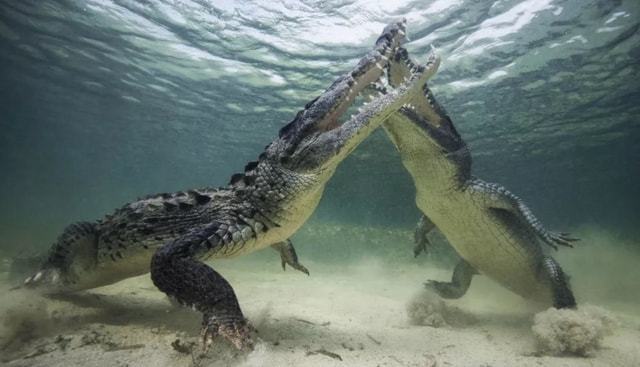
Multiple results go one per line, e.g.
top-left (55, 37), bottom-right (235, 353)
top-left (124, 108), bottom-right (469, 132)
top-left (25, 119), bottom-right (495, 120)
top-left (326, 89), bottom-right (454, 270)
top-left (381, 48), bottom-right (578, 308)
top-left (22, 21), bottom-right (441, 349)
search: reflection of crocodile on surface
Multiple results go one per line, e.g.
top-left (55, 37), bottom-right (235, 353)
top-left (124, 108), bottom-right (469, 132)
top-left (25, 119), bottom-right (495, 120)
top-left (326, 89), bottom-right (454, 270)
top-left (21, 21), bottom-right (441, 350)
top-left (382, 48), bottom-right (578, 309)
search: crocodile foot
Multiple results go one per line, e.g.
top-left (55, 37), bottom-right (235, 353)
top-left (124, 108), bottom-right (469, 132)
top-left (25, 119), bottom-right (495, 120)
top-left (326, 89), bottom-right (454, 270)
top-left (272, 240), bottom-right (310, 275)
top-left (425, 280), bottom-right (453, 298)
top-left (201, 314), bottom-right (255, 351)
top-left (425, 280), bottom-right (469, 299)
top-left (424, 260), bottom-right (476, 299)
top-left (547, 232), bottom-right (579, 249)
top-left (413, 238), bottom-right (431, 258)
top-left (23, 267), bottom-right (62, 289)
top-left (281, 256), bottom-right (309, 275)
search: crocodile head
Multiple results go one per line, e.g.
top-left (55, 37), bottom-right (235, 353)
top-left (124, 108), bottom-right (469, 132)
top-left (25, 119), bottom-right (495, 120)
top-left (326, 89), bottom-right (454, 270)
top-left (382, 47), bottom-right (471, 185)
top-left (260, 20), bottom-right (409, 176)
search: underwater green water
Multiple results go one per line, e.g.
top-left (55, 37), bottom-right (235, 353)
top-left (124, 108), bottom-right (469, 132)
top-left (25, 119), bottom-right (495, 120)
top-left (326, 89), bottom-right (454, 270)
top-left (0, 0), bottom-right (638, 256)
top-left (1, 3), bottom-right (640, 367)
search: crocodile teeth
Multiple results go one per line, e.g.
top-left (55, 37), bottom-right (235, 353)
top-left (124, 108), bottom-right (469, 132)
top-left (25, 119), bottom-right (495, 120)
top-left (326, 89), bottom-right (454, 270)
top-left (398, 29), bottom-right (406, 36)
top-left (380, 55), bottom-right (388, 61)
top-left (33, 271), bottom-right (43, 282)
top-left (375, 62), bottom-right (383, 70)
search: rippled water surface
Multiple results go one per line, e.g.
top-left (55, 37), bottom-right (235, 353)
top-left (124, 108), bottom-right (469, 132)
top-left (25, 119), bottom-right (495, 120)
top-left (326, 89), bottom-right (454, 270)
top-left (0, 0), bottom-right (638, 246)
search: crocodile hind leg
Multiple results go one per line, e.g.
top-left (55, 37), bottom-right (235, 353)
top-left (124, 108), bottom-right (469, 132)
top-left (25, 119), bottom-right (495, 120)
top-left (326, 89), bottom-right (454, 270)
top-left (24, 222), bottom-right (98, 291)
top-left (538, 256), bottom-right (576, 308)
top-left (426, 259), bottom-right (477, 299)
top-left (150, 222), bottom-right (254, 351)
top-left (271, 240), bottom-right (309, 275)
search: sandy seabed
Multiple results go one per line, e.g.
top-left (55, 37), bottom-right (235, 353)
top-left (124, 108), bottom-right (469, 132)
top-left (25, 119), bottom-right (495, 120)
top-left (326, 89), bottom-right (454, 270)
top-left (1, 232), bottom-right (639, 367)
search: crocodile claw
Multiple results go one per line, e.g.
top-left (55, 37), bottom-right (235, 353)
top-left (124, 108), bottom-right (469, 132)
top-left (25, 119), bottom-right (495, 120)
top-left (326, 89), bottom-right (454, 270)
top-left (23, 267), bottom-right (62, 289)
top-left (273, 240), bottom-right (309, 275)
top-left (546, 232), bottom-right (579, 250)
top-left (281, 258), bottom-right (310, 275)
top-left (201, 315), bottom-right (255, 352)
top-left (413, 238), bottom-right (431, 257)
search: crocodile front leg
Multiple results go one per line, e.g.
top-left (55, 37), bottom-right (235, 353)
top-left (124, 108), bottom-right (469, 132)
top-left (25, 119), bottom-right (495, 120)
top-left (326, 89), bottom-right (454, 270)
top-left (470, 179), bottom-right (579, 250)
top-left (150, 222), bottom-right (254, 351)
top-left (413, 215), bottom-right (436, 257)
top-left (271, 240), bottom-right (309, 275)
top-left (426, 259), bottom-right (477, 299)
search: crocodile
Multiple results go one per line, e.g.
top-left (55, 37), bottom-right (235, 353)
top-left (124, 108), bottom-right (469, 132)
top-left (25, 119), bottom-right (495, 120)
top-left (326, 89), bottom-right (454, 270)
top-left (22, 21), bottom-right (441, 350)
top-left (380, 47), bottom-right (578, 308)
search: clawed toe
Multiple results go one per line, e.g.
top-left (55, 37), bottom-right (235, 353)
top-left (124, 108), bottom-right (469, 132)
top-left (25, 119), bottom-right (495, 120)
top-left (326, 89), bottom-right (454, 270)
top-left (549, 232), bottom-right (579, 248)
top-left (290, 262), bottom-right (310, 276)
top-left (23, 268), bottom-right (61, 288)
top-left (281, 259), bottom-right (310, 275)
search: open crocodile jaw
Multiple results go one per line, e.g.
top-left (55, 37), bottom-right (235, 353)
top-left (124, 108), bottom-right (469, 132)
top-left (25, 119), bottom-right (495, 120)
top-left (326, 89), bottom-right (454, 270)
top-left (275, 20), bottom-right (407, 150)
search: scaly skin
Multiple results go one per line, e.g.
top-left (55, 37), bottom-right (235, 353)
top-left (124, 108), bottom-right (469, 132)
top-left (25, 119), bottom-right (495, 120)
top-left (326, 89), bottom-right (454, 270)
top-left (382, 48), bottom-right (577, 308)
top-left (23, 21), bottom-right (441, 349)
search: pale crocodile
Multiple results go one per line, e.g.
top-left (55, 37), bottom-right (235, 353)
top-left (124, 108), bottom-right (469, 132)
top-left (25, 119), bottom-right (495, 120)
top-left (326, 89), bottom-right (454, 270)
top-left (22, 21), bottom-right (441, 349)
top-left (381, 48), bottom-right (578, 308)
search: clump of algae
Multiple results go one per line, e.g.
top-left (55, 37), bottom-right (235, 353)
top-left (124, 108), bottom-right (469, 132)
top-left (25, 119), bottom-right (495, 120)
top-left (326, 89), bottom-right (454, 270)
top-left (406, 289), bottom-right (475, 327)
top-left (532, 305), bottom-right (617, 356)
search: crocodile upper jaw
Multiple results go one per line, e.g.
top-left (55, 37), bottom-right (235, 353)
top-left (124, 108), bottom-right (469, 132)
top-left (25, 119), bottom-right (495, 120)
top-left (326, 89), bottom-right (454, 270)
top-left (262, 20), bottom-right (409, 175)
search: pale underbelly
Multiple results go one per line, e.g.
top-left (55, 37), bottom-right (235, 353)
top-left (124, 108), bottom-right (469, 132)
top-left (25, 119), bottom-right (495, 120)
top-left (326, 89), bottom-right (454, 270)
top-left (423, 200), bottom-right (552, 302)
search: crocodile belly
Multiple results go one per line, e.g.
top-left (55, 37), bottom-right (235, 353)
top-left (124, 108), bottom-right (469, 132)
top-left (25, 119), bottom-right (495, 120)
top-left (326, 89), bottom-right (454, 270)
top-left (432, 206), bottom-right (553, 303)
